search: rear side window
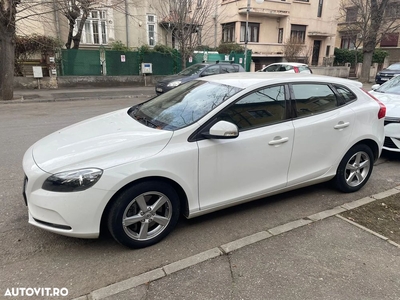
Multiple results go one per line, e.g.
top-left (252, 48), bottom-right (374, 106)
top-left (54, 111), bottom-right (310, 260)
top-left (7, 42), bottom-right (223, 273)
top-left (221, 65), bottom-right (236, 73)
top-left (334, 85), bottom-right (357, 104)
top-left (291, 84), bottom-right (338, 117)
top-left (299, 66), bottom-right (312, 73)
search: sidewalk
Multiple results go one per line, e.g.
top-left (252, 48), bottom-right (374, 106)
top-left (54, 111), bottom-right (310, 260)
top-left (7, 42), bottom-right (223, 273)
top-left (6, 86), bottom-right (156, 103)
top-left (75, 188), bottom-right (400, 300)
top-left (3, 79), bottom-right (374, 104)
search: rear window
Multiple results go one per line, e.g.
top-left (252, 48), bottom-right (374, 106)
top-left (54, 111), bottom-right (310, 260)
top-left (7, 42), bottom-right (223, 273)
top-left (334, 85), bottom-right (357, 103)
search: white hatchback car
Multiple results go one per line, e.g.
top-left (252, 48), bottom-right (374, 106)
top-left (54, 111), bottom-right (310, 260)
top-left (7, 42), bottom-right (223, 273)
top-left (258, 62), bottom-right (312, 73)
top-left (23, 73), bottom-right (386, 248)
top-left (370, 75), bottom-right (400, 152)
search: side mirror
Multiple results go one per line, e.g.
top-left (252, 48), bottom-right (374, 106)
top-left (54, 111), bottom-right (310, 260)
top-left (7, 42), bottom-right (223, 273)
top-left (371, 84), bottom-right (380, 90)
top-left (203, 121), bottom-right (239, 139)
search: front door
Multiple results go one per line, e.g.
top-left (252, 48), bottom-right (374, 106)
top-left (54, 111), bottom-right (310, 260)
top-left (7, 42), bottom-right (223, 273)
top-left (197, 85), bottom-right (295, 211)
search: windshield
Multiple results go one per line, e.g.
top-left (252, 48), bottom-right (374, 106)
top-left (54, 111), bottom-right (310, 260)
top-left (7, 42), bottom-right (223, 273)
top-left (178, 64), bottom-right (207, 76)
top-left (375, 75), bottom-right (400, 95)
top-left (129, 81), bottom-right (242, 130)
top-left (386, 64), bottom-right (400, 71)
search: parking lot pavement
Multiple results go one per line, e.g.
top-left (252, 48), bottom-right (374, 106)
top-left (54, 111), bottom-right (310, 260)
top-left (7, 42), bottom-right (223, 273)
top-left (77, 188), bottom-right (400, 300)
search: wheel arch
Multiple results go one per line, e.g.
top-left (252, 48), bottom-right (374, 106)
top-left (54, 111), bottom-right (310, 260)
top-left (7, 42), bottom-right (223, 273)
top-left (352, 139), bottom-right (380, 162)
top-left (100, 176), bottom-right (189, 235)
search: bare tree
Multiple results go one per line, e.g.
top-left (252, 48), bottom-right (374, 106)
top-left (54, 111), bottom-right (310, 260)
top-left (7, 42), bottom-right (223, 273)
top-left (283, 38), bottom-right (307, 62)
top-left (338, 0), bottom-right (400, 82)
top-left (157, 0), bottom-right (219, 69)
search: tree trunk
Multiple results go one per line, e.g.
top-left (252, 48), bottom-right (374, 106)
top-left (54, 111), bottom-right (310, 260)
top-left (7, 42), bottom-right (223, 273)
top-left (0, 33), bottom-right (15, 100)
top-left (361, 51), bottom-right (373, 82)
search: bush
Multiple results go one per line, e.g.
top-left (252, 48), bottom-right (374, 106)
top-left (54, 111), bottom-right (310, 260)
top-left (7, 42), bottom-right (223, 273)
top-left (110, 41), bottom-right (131, 52)
top-left (216, 42), bottom-right (244, 54)
top-left (334, 48), bottom-right (388, 66)
top-left (153, 44), bottom-right (175, 54)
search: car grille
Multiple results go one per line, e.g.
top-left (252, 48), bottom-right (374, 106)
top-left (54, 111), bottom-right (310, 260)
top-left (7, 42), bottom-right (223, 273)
top-left (383, 137), bottom-right (399, 150)
top-left (384, 118), bottom-right (400, 126)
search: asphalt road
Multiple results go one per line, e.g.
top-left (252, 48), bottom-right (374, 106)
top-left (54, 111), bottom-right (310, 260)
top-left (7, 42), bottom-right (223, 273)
top-left (1, 98), bottom-right (399, 299)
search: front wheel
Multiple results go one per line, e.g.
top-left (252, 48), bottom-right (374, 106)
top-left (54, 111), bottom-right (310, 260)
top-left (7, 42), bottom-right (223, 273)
top-left (107, 181), bottom-right (180, 248)
top-left (335, 144), bottom-right (374, 193)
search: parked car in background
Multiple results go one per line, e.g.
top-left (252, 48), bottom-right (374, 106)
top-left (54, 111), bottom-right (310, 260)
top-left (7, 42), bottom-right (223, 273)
top-left (370, 76), bottom-right (400, 152)
top-left (258, 62), bottom-right (312, 74)
top-left (375, 63), bottom-right (400, 84)
top-left (155, 61), bottom-right (245, 94)
top-left (23, 73), bottom-right (385, 249)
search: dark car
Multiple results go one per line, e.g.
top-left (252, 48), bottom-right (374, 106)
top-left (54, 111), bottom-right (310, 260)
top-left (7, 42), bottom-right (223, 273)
top-left (375, 63), bottom-right (400, 84)
top-left (155, 62), bottom-right (245, 94)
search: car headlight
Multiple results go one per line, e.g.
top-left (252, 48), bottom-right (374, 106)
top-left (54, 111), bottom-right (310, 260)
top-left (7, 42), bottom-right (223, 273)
top-left (42, 168), bottom-right (103, 192)
top-left (167, 80), bottom-right (182, 87)
top-left (377, 72), bottom-right (381, 76)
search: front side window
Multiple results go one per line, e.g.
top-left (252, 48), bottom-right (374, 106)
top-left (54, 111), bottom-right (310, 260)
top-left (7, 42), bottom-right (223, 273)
top-left (240, 22), bottom-right (260, 42)
top-left (218, 85), bottom-right (287, 130)
top-left (147, 15), bottom-right (157, 46)
top-left (130, 81), bottom-right (242, 130)
top-left (290, 25), bottom-right (306, 44)
top-left (202, 65), bottom-right (220, 76)
top-left (78, 10), bottom-right (107, 45)
top-left (291, 84), bottom-right (338, 117)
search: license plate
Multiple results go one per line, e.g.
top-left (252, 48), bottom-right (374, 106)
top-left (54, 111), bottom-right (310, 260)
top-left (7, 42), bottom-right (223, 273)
top-left (381, 77), bottom-right (388, 81)
top-left (156, 88), bottom-right (163, 92)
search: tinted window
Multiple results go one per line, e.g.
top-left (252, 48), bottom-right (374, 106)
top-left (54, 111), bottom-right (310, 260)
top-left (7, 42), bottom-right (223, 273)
top-left (334, 85), bottom-right (357, 103)
top-left (202, 65), bottom-right (220, 76)
top-left (292, 84), bottom-right (338, 117)
top-left (221, 65), bottom-right (236, 73)
top-left (218, 85), bottom-right (286, 130)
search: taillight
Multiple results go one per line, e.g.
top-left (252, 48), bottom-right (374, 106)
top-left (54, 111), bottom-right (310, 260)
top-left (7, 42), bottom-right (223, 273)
top-left (361, 88), bottom-right (386, 119)
top-left (293, 66), bottom-right (299, 73)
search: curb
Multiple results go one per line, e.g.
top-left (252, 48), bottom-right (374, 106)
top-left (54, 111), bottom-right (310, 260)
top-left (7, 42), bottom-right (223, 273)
top-left (73, 185), bottom-right (400, 300)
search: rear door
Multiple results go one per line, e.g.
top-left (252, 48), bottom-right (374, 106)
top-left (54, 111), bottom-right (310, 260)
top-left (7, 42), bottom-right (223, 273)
top-left (287, 83), bottom-right (355, 186)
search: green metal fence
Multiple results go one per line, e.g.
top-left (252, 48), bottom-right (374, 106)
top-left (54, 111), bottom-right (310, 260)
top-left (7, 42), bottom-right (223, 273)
top-left (61, 49), bottom-right (101, 76)
top-left (59, 49), bottom-right (251, 76)
top-left (105, 51), bottom-right (139, 76)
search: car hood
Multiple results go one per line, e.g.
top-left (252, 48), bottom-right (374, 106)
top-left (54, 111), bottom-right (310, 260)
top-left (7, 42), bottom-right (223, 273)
top-left (370, 91), bottom-right (400, 118)
top-left (32, 108), bottom-right (173, 173)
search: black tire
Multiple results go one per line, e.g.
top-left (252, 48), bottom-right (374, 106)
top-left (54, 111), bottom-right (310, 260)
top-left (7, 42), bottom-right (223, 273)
top-left (335, 144), bottom-right (374, 193)
top-left (107, 181), bottom-right (180, 249)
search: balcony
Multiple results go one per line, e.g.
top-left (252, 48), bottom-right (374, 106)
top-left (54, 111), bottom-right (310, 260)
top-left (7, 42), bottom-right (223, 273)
top-left (246, 43), bottom-right (286, 56)
top-left (237, 0), bottom-right (291, 17)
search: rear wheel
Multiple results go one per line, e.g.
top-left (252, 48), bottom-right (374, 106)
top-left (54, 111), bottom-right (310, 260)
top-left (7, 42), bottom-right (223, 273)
top-left (335, 144), bottom-right (374, 193)
top-left (107, 181), bottom-right (180, 248)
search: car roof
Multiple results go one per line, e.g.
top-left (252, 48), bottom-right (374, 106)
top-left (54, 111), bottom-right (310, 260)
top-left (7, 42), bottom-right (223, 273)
top-left (267, 62), bottom-right (308, 66)
top-left (199, 72), bottom-right (362, 89)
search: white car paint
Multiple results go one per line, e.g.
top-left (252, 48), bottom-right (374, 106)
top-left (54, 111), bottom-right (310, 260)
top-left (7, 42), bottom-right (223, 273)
top-left (370, 76), bottom-right (400, 152)
top-left (22, 73), bottom-right (385, 247)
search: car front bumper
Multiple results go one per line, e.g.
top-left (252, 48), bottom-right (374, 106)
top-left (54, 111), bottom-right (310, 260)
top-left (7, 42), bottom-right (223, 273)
top-left (383, 119), bottom-right (400, 152)
top-left (22, 147), bottom-right (114, 238)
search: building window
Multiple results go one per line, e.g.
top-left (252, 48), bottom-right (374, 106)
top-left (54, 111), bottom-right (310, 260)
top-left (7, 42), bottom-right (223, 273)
top-left (147, 15), bottom-right (157, 46)
top-left (278, 28), bottom-right (283, 43)
top-left (340, 36), bottom-right (356, 49)
top-left (380, 33), bottom-right (399, 47)
top-left (295, 0), bottom-right (309, 2)
top-left (325, 45), bottom-right (330, 56)
top-left (290, 25), bottom-right (306, 43)
top-left (222, 22), bottom-right (235, 42)
top-left (197, 0), bottom-right (202, 7)
top-left (346, 7), bottom-right (358, 22)
top-left (385, 2), bottom-right (400, 18)
top-left (240, 22), bottom-right (260, 42)
top-left (77, 10), bottom-right (107, 45)
top-left (317, 0), bottom-right (323, 17)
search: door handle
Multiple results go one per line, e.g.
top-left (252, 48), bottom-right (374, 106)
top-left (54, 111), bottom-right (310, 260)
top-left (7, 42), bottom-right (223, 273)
top-left (268, 137), bottom-right (289, 145)
top-left (334, 122), bottom-right (350, 129)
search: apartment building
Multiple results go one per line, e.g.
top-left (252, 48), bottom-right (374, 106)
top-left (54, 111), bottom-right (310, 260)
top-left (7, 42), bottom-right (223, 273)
top-left (16, 0), bottom-right (339, 69)
top-left (214, 0), bottom-right (339, 69)
top-left (336, 0), bottom-right (400, 64)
